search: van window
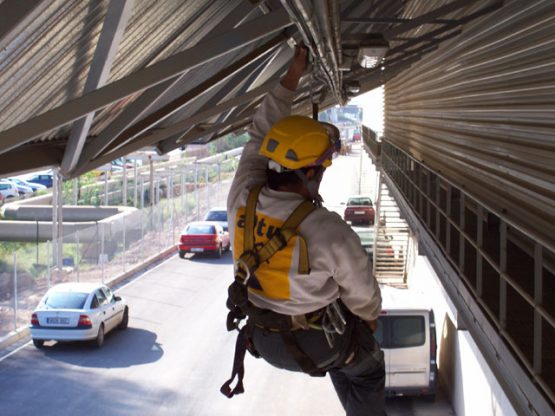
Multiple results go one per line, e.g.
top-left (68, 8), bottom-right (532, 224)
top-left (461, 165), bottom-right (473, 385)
top-left (390, 316), bottom-right (425, 348)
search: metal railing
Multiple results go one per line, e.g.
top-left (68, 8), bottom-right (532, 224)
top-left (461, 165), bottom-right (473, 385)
top-left (364, 125), bottom-right (554, 414)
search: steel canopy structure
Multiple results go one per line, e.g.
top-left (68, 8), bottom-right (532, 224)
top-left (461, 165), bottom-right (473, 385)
top-left (0, 0), bottom-right (501, 178)
top-left (0, 0), bottom-right (554, 414)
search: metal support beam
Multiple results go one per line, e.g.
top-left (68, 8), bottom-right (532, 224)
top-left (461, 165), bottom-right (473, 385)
top-left (72, 80), bottom-right (276, 176)
top-left (342, 17), bottom-right (456, 24)
top-left (383, 0), bottom-right (482, 40)
top-left (194, 45), bottom-right (287, 145)
top-left (98, 36), bottom-right (284, 158)
top-left (0, 144), bottom-right (63, 177)
top-left (61, 0), bottom-right (133, 175)
top-left (76, 0), bottom-right (264, 165)
top-left (0, 8), bottom-right (292, 154)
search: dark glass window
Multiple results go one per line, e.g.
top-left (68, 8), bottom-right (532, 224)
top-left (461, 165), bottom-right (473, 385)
top-left (347, 197), bottom-right (373, 206)
top-left (95, 289), bottom-right (108, 306)
top-left (45, 292), bottom-right (88, 309)
top-left (102, 286), bottom-right (114, 303)
top-left (374, 316), bottom-right (385, 345)
top-left (390, 316), bottom-right (425, 348)
top-left (205, 211), bottom-right (227, 221)
top-left (187, 224), bottom-right (216, 234)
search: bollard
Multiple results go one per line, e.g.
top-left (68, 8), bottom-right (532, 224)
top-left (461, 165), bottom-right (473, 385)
top-left (13, 252), bottom-right (18, 331)
top-left (100, 222), bottom-right (105, 284)
top-left (47, 240), bottom-right (51, 289)
top-left (123, 214), bottom-right (126, 273)
top-left (75, 231), bottom-right (80, 283)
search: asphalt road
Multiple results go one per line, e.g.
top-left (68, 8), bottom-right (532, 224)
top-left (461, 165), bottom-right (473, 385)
top-left (0, 147), bottom-right (455, 416)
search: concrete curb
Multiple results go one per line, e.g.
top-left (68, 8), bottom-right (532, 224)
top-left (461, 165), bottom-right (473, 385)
top-left (0, 246), bottom-right (178, 352)
top-left (0, 327), bottom-right (30, 351)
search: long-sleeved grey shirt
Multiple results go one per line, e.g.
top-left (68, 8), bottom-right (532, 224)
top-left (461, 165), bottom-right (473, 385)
top-left (227, 82), bottom-right (381, 321)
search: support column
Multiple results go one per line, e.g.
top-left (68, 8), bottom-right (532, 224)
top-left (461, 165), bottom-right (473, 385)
top-left (134, 159), bottom-right (138, 207)
top-left (149, 155), bottom-right (154, 208)
top-left (122, 157), bottom-right (128, 206)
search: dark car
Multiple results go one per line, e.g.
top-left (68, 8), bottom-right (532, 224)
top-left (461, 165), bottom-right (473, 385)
top-left (178, 221), bottom-right (230, 258)
top-left (343, 195), bottom-right (375, 225)
top-left (27, 172), bottom-right (54, 188)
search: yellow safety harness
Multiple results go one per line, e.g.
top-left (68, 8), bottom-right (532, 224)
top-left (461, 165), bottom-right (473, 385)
top-left (234, 184), bottom-right (314, 287)
top-left (221, 184), bottom-right (322, 398)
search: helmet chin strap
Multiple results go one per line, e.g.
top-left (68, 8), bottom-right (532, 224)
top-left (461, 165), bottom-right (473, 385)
top-left (295, 169), bottom-right (323, 207)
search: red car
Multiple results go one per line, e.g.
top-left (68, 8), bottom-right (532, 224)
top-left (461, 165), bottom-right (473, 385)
top-left (343, 195), bottom-right (375, 225)
top-left (178, 221), bottom-right (230, 258)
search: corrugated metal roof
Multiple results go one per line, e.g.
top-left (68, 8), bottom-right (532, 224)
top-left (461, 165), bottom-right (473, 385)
top-left (1, 0), bottom-right (507, 179)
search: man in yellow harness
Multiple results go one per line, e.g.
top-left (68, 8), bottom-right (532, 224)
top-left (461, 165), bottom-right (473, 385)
top-left (224, 45), bottom-right (384, 416)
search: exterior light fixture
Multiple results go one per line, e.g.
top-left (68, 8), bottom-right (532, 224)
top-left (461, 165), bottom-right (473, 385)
top-left (357, 34), bottom-right (389, 69)
top-left (344, 80), bottom-right (361, 95)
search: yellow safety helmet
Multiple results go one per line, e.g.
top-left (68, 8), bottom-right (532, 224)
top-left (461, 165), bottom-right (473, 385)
top-left (260, 115), bottom-right (340, 172)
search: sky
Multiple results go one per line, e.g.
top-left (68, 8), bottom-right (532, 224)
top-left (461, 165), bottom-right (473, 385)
top-left (347, 86), bottom-right (384, 135)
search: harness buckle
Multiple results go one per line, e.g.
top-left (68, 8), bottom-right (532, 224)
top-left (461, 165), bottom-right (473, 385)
top-left (235, 250), bottom-right (260, 285)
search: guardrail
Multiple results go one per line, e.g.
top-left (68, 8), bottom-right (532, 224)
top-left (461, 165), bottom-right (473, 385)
top-left (372, 134), bottom-right (554, 415)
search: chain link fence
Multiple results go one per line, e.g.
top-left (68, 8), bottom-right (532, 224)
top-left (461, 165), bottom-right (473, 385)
top-left (0, 159), bottom-right (236, 341)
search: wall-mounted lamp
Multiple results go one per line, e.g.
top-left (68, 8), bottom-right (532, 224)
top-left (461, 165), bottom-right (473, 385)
top-left (357, 34), bottom-right (389, 69)
top-left (358, 46), bottom-right (388, 68)
top-left (344, 80), bottom-right (361, 95)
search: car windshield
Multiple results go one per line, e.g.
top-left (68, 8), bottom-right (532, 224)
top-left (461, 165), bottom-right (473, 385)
top-left (205, 211), bottom-right (227, 221)
top-left (187, 224), bottom-right (216, 234)
top-left (44, 292), bottom-right (88, 309)
top-left (348, 197), bottom-right (372, 206)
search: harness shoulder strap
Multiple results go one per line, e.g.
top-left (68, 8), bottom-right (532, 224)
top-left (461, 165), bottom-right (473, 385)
top-left (237, 187), bottom-right (316, 280)
top-left (244, 184), bottom-right (264, 253)
top-left (256, 199), bottom-right (316, 265)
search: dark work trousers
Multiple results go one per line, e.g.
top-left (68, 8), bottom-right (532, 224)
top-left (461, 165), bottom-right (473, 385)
top-left (251, 317), bottom-right (386, 416)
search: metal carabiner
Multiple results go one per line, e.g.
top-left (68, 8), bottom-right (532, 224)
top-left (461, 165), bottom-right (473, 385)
top-left (234, 258), bottom-right (251, 285)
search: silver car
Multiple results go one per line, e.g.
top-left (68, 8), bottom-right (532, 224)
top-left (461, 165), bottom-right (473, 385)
top-left (30, 282), bottom-right (129, 348)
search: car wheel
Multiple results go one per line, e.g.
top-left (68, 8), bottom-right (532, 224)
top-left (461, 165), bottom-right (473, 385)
top-left (215, 244), bottom-right (222, 258)
top-left (178, 251), bottom-right (185, 259)
top-left (118, 307), bottom-right (129, 330)
top-left (33, 339), bottom-right (45, 348)
top-left (94, 324), bottom-right (105, 348)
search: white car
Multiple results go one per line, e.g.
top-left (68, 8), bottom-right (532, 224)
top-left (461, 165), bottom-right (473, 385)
top-left (0, 180), bottom-right (18, 199)
top-left (30, 282), bottom-right (129, 348)
top-left (203, 207), bottom-right (229, 232)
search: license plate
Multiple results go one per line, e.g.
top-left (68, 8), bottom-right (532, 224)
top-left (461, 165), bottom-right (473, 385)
top-left (354, 211), bottom-right (365, 214)
top-left (47, 317), bottom-right (69, 325)
top-left (191, 248), bottom-right (204, 252)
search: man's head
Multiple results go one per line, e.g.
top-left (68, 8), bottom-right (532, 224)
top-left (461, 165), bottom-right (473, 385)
top-left (259, 115), bottom-right (340, 201)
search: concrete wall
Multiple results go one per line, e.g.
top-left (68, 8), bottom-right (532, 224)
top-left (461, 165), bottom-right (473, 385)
top-left (2, 205), bottom-right (120, 221)
top-left (0, 205), bottom-right (139, 242)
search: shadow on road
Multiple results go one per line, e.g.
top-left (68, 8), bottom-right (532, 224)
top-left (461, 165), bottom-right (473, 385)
top-left (40, 327), bottom-right (164, 368)
top-left (183, 252), bottom-right (234, 265)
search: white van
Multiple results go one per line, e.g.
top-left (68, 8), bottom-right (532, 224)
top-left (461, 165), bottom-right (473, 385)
top-left (375, 288), bottom-right (438, 400)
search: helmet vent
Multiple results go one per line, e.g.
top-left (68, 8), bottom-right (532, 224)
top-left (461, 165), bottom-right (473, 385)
top-left (285, 149), bottom-right (298, 161)
top-left (266, 139), bottom-right (279, 152)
